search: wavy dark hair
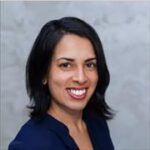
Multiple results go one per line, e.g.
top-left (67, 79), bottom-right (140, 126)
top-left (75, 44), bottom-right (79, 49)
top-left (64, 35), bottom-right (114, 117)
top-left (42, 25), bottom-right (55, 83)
top-left (26, 17), bottom-right (114, 119)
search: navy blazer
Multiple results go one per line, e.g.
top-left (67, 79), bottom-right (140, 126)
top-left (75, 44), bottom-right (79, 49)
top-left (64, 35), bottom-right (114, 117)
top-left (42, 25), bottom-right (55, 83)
top-left (9, 111), bottom-right (114, 150)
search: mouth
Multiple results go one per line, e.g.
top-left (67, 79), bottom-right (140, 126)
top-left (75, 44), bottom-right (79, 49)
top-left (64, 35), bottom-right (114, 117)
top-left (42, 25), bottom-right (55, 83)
top-left (66, 88), bottom-right (88, 100)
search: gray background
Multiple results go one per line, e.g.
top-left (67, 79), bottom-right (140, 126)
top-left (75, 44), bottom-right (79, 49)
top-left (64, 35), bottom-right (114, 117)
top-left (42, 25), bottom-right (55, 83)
top-left (1, 1), bottom-right (150, 150)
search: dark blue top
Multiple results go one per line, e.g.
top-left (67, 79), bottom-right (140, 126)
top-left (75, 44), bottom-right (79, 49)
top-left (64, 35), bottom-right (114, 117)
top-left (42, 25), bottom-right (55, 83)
top-left (9, 111), bottom-right (114, 150)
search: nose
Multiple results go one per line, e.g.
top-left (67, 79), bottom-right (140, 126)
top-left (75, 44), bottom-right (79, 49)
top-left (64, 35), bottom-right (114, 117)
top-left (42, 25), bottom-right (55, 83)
top-left (72, 66), bottom-right (88, 84)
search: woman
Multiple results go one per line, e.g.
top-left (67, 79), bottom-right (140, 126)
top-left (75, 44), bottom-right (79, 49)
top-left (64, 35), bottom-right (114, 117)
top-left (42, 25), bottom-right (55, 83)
top-left (9, 17), bottom-right (114, 150)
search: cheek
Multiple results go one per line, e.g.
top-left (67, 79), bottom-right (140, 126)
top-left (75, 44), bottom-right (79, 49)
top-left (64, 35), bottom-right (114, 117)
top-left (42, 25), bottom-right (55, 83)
top-left (88, 72), bottom-right (98, 86)
top-left (47, 74), bottom-right (65, 98)
top-left (48, 70), bottom-right (71, 90)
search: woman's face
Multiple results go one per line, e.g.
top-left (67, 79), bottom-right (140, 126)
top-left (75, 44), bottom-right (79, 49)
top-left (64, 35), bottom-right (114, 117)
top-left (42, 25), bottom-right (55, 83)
top-left (47, 34), bottom-right (98, 113)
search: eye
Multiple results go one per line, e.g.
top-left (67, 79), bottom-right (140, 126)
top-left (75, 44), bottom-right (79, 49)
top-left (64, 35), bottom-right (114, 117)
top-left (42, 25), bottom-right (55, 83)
top-left (86, 62), bottom-right (97, 69)
top-left (59, 62), bottom-right (72, 69)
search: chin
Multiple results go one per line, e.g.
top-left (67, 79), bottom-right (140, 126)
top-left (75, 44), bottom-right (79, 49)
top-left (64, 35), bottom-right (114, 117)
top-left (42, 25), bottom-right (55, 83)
top-left (65, 103), bottom-right (87, 113)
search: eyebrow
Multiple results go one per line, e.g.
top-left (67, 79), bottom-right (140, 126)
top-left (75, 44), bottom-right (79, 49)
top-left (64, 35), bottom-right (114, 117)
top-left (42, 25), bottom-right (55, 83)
top-left (56, 57), bottom-right (96, 62)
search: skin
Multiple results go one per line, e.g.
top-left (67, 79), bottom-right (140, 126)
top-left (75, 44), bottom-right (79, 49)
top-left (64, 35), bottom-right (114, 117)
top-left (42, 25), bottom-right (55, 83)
top-left (45, 34), bottom-right (98, 149)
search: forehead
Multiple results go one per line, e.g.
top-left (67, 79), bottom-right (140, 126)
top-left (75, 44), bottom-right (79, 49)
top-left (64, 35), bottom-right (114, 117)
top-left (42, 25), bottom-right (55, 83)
top-left (52, 34), bottom-right (96, 60)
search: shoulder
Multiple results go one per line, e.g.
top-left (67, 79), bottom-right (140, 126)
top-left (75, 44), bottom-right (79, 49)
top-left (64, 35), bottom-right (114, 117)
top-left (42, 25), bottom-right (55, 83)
top-left (8, 118), bottom-right (65, 150)
top-left (86, 110), bottom-right (112, 134)
top-left (84, 110), bottom-right (108, 128)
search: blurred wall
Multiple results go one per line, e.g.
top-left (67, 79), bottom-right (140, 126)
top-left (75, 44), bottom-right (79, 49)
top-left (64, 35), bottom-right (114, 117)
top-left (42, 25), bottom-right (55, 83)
top-left (1, 1), bottom-right (150, 150)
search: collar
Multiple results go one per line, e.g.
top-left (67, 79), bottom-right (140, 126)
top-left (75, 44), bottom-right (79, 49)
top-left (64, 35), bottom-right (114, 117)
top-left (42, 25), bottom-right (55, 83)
top-left (39, 111), bottom-right (103, 150)
top-left (43, 113), bottom-right (79, 150)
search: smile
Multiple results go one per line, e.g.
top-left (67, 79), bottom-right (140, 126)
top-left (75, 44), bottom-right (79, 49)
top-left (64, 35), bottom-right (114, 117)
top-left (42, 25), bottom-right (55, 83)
top-left (66, 88), bottom-right (87, 100)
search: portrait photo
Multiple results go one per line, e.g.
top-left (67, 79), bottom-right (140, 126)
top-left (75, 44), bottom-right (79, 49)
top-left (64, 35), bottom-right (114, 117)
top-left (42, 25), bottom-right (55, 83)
top-left (1, 1), bottom-right (150, 150)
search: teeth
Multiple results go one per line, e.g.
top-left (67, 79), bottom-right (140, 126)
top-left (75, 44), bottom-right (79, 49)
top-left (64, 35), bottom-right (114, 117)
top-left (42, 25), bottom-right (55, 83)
top-left (69, 89), bottom-right (86, 96)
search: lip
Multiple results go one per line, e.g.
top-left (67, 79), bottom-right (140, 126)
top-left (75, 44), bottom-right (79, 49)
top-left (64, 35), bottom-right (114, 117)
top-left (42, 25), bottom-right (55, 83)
top-left (66, 88), bottom-right (88, 100)
top-left (67, 87), bottom-right (88, 90)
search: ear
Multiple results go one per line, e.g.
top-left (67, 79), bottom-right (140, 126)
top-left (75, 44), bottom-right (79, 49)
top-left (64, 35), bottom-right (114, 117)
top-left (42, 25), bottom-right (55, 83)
top-left (42, 79), bottom-right (47, 85)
